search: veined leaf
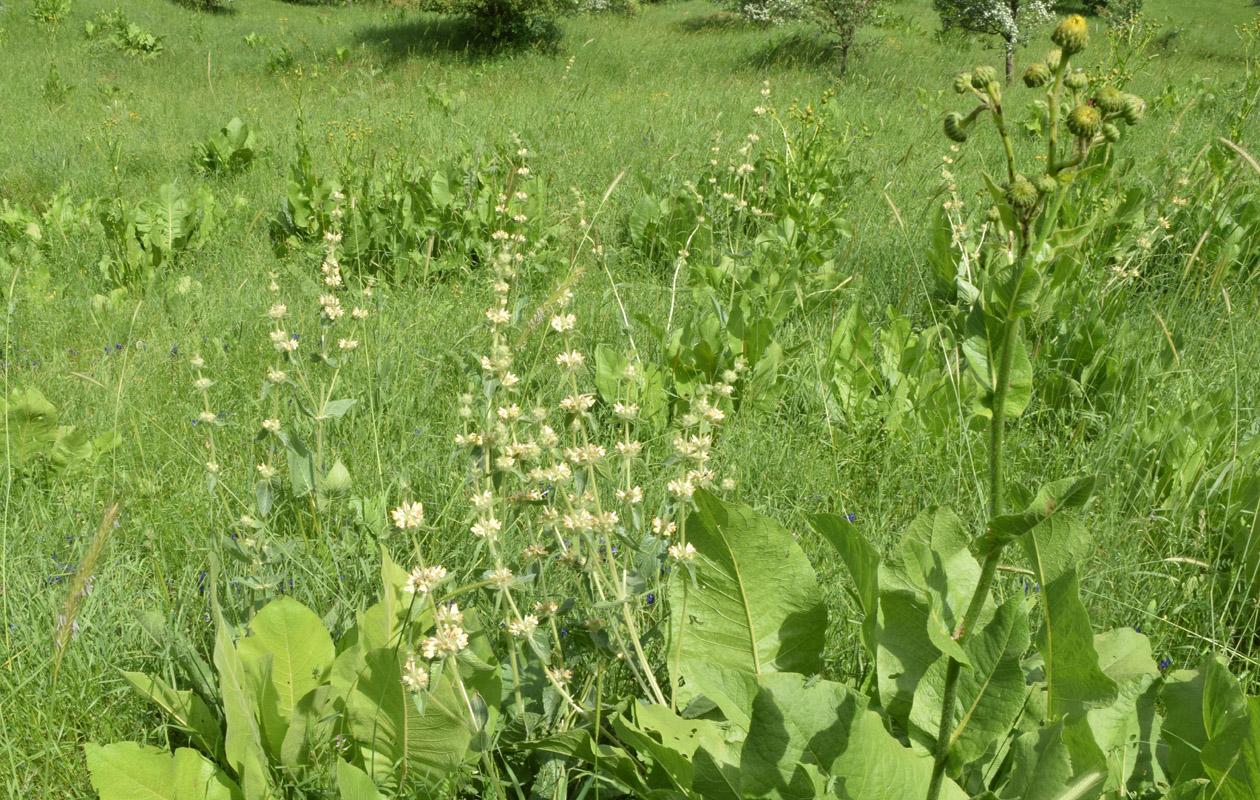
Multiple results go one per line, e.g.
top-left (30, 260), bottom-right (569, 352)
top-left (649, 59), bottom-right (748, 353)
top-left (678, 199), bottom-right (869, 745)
top-left (909, 598), bottom-right (1031, 765)
top-left (1163, 655), bottom-right (1248, 785)
top-left (1034, 570), bottom-right (1117, 719)
top-left (1202, 697), bottom-right (1260, 800)
top-left (85, 743), bottom-right (241, 800)
top-left (213, 603), bottom-right (270, 800)
top-left (237, 597), bottom-right (335, 758)
top-left (336, 759), bottom-right (383, 800)
top-left (810, 513), bottom-right (879, 657)
top-left (666, 491), bottom-right (826, 703)
top-left (121, 671), bottom-right (224, 762)
top-left (963, 304), bottom-right (1032, 420)
top-left (982, 476), bottom-right (1096, 555)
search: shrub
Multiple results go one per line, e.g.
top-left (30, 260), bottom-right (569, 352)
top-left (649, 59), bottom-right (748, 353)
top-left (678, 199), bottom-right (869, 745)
top-left (195, 118), bottom-right (257, 176)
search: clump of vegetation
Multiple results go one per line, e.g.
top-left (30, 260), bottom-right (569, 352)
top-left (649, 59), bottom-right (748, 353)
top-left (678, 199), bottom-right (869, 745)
top-left (194, 118), bottom-right (256, 176)
top-left (83, 8), bottom-right (166, 58)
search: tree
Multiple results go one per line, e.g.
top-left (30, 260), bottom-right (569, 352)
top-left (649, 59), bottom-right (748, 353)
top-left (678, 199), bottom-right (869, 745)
top-left (811, 0), bottom-right (887, 77)
top-left (934, 0), bottom-right (1056, 83)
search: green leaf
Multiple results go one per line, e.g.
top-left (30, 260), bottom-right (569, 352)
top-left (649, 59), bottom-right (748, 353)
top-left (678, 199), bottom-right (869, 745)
top-left (336, 759), bottom-right (383, 800)
top-left (810, 513), bottom-right (879, 656)
top-left (614, 701), bottom-right (730, 792)
top-left (999, 723), bottom-right (1080, 800)
top-left (213, 604), bottom-right (270, 800)
top-left (1202, 697), bottom-right (1260, 800)
top-left (681, 661), bottom-right (758, 732)
top-left (320, 398), bottom-right (356, 419)
top-left (519, 728), bottom-right (650, 796)
top-left (740, 672), bottom-right (967, 800)
top-left (120, 671), bottom-right (224, 761)
top-left (1019, 513), bottom-right (1093, 588)
top-left (897, 507), bottom-right (982, 667)
top-left (85, 742), bottom-right (241, 800)
top-left (983, 476), bottom-right (1096, 555)
top-left (826, 303), bottom-right (874, 417)
top-left (666, 491), bottom-right (826, 703)
top-left (963, 304), bottom-right (1033, 420)
top-left (1033, 569), bottom-right (1118, 719)
top-left (348, 647), bottom-right (471, 788)
top-left (989, 262), bottom-right (1043, 321)
top-left (1163, 655), bottom-right (1248, 784)
top-left (237, 597), bottom-right (335, 758)
top-left (909, 598), bottom-right (1031, 765)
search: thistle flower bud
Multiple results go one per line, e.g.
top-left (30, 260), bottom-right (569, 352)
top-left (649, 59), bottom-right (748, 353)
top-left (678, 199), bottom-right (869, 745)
top-left (1006, 175), bottom-right (1040, 212)
top-left (986, 207), bottom-right (1001, 223)
top-left (1095, 86), bottom-right (1126, 115)
top-left (1045, 49), bottom-right (1063, 72)
top-left (971, 66), bottom-right (997, 90)
top-left (1121, 93), bottom-right (1146, 125)
top-left (1066, 104), bottom-right (1102, 139)
top-left (1023, 63), bottom-right (1052, 88)
top-left (943, 111), bottom-right (969, 143)
top-left (1052, 15), bottom-right (1089, 57)
top-left (953, 72), bottom-right (972, 94)
top-left (1102, 123), bottom-right (1121, 143)
top-left (1036, 175), bottom-right (1059, 195)
top-left (1064, 70), bottom-right (1089, 92)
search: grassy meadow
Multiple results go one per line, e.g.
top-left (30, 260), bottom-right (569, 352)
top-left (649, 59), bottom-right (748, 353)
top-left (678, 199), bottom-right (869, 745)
top-left (3, 0), bottom-right (1260, 796)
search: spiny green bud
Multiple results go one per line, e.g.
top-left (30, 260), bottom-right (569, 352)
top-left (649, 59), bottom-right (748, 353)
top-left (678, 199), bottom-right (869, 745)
top-left (943, 111), bottom-right (969, 143)
top-left (1024, 62), bottom-right (1052, 88)
top-left (1046, 49), bottom-right (1063, 72)
top-left (1121, 93), bottom-right (1146, 124)
top-left (1036, 175), bottom-right (1059, 195)
top-left (1095, 86), bottom-right (1126, 115)
top-left (953, 72), bottom-right (972, 94)
top-left (1102, 123), bottom-right (1121, 142)
top-left (987, 206), bottom-right (1002, 223)
top-left (1064, 70), bottom-right (1089, 92)
top-left (971, 66), bottom-right (997, 90)
top-left (1066, 104), bottom-right (1102, 138)
top-left (1052, 14), bottom-right (1089, 57)
top-left (1006, 175), bottom-right (1040, 211)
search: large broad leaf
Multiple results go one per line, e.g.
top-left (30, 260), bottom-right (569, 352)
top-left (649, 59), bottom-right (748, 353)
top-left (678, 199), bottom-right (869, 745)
top-left (121, 671), bottom-right (224, 761)
top-left (614, 701), bottom-right (733, 794)
top-left (336, 759), bottom-right (383, 800)
top-left (85, 742), bottom-right (240, 800)
top-left (135, 183), bottom-right (194, 260)
top-left (999, 723), bottom-right (1075, 800)
top-left (810, 513), bottom-right (879, 657)
top-left (1202, 697), bottom-right (1260, 800)
top-left (827, 303), bottom-right (874, 417)
top-left (982, 476), bottom-right (1095, 556)
top-left (519, 728), bottom-right (650, 796)
top-left (348, 646), bottom-right (471, 789)
top-left (962, 304), bottom-right (1032, 420)
top-left (897, 507), bottom-right (982, 665)
top-left (1033, 570), bottom-right (1117, 719)
top-left (739, 672), bottom-right (967, 800)
top-left (1164, 656), bottom-right (1250, 787)
top-left (213, 606), bottom-right (270, 800)
top-left (909, 598), bottom-right (1031, 765)
top-left (237, 597), bottom-right (335, 757)
top-left (667, 492), bottom-right (826, 702)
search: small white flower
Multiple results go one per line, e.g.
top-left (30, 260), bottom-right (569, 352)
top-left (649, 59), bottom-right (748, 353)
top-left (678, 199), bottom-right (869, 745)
top-left (508, 615), bottom-right (539, 637)
top-left (257, 463), bottom-right (276, 481)
top-left (197, 411), bottom-right (216, 424)
top-left (488, 567), bottom-right (514, 587)
top-left (262, 418), bottom-right (281, 433)
top-left (550, 313), bottom-right (576, 333)
top-left (471, 517), bottom-right (502, 539)
top-left (403, 656), bottom-right (428, 691)
top-left (555, 350), bottom-right (584, 370)
top-left (268, 304), bottom-right (287, 319)
top-left (404, 564), bottom-right (447, 594)
top-left (486, 306), bottom-right (511, 325)
top-left (190, 355), bottom-right (205, 369)
top-left (206, 461), bottom-right (220, 474)
top-left (193, 378), bottom-right (213, 392)
top-left (338, 338), bottom-right (359, 351)
top-left (352, 307), bottom-right (369, 320)
top-left (668, 478), bottom-right (696, 499)
top-left (669, 542), bottom-right (697, 562)
top-left (392, 501), bottom-right (425, 529)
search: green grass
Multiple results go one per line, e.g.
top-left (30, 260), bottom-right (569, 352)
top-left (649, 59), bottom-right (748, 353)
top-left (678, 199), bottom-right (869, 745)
top-left (3, 0), bottom-right (1260, 795)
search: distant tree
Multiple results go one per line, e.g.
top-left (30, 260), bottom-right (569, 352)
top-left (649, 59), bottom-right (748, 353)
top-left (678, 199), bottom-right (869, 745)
top-left (717, 0), bottom-right (887, 76)
top-left (811, 0), bottom-right (887, 76)
top-left (934, 0), bottom-right (1056, 83)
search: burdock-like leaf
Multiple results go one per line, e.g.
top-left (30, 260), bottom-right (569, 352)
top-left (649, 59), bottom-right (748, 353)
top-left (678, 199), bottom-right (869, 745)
top-left (667, 491), bottom-right (826, 703)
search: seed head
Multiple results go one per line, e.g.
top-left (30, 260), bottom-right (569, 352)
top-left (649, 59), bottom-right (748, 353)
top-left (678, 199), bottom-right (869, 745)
top-left (1052, 15), bottom-right (1089, 57)
top-left (1005, 175), bottom-right (1040, 212)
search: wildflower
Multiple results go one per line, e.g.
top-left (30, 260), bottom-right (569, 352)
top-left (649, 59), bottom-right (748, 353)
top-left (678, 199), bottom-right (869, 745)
top-left (257, 463), bottom-right (276, 481)
top-left (197, 411), bottom-right (216, 424)
top-left (653, 517), bottom-right (677, 537)
top-left (737, 163), bottom-right (754, 176)
top-left (613, 402), bottom-right (639, 420)
top-left (502, 372), bottom-right (520, 389)
top-left (422, 624), bottom-right (469, 658)
top-left (555, 350), bottom-right (584, 370)
top-left (488, 567), bottom-right (514, 587)
top-left (190, 355), bottom-right (205, 369)
top-left (392, 501), bottom-right (425, 529)
top-left (472, 490), bottom-right (495, 510)
top-left (615, 486), bottom-right (644, 504)
top-left (436, 603), bottom-right (463, 624)
top-left (509, 615), bottom-right (539, 637)
top-left (268, 304), bottom-right (287, 319)
top-left (549, 667), bottom-right (573, 684)
top-left (498, 404), bottom-right (521, 420)
top-left (486, 306), bottom-right (511, 325)
top-left (404, 564), bottom-right (446, 593)
top-left (403, 656), bottom-right (428, 691)
top-left (324, 231), bottom-right (342, 244)
top-left (615, 440), bottom-right (643, 459)
top-left (668, 478), bottom-right (696, 499)
top-left (754, 106), bottom-right (767, 115)
top-left (267, 368), bottom-right (286, 383)
top-left (517, 167), bottom-right (532, 177)
top-left (721, 478), bottom-right (737, 491)
top-left (471, 517), bottom-right (502, 539)
top-left (193, 378), bottom-right (213, 392)
top-left (539, 425), bottom-right (560, 448)
top-left (352, 307), bottom-right (369, 320)
top-left (550, 313), bottom-right (577, 333)
top-left (320, 295), bottom-right (345, 321)
top-left (206, 461), bottom-right (220, 474)
top-left (669, 542), bottom-right (697, 562)
top-left (523, 543), bottom-right (548, 560)
top-left (559, 394), bottom-right (596, 413)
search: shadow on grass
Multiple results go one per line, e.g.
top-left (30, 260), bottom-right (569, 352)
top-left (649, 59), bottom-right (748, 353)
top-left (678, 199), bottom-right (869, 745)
top-left (674, 10), bottom-right (745, 34)
top-left (748, 31), bottom-right (840, 70)
top-left (351, 13), bottom-right (560, 65)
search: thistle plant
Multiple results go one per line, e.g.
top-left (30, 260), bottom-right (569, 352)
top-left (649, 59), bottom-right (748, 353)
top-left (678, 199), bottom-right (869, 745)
top-left (926, 15), bottom-right (1145, 800)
